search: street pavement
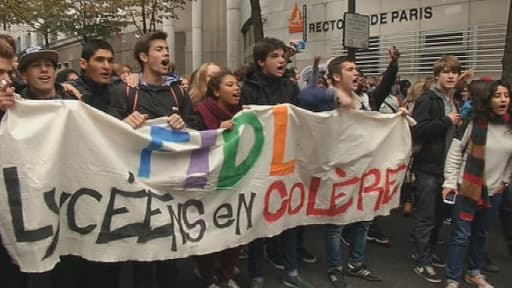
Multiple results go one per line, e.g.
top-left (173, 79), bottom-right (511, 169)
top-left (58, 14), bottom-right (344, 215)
top-left (172, 209), bottom-right (512, 288)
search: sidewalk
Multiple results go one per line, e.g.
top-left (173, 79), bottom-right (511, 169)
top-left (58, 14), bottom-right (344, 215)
top-left (172, 210), bottom-right (512, 288)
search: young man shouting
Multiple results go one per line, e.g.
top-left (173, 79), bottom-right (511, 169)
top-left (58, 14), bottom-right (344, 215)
top-left (109, 31), bottom-right (197, 131)
top-left (17, 46), bottom-right (77, 100)
top-left (242, 37), bottom-right (315, 288)
top-left (108, 31), bottom-right (199, 288)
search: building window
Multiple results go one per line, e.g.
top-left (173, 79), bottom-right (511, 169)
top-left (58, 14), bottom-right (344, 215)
top-left (57, 62), bottom-right (70, 70)
top-left (331, 23), bottom-right (504, 79)
top-left (420, 32), bottom-right (468, 73)
top-left (356, 36), bottom-right (380, 75)
top-left (329, 36), bottom-right (380, 75)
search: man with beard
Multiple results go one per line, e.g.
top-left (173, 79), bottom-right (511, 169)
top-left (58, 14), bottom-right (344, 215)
top-left (71, 39), bottom-right (116, 112)
top-left (53, 38), bottom-right (123, 288)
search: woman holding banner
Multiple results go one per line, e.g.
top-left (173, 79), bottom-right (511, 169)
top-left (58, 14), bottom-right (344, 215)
top-left (193, 69), bottom-right (242, 288)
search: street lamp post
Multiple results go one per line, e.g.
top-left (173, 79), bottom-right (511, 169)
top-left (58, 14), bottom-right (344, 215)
top-left (347, 0), bottom-right (356, 61)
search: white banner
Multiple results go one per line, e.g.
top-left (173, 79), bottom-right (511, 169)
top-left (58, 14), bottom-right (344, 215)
top-left (0, 101), bottom-right (412, 272)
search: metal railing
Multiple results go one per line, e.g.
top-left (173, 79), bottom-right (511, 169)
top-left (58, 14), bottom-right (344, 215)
top-left (330, 23), bottom-right (506, 77)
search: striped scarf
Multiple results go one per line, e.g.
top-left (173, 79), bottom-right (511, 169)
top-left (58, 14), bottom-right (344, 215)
top-left (458, 114), bottom-right (509, 221)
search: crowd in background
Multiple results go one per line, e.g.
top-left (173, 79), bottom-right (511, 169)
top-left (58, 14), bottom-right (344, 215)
top-left (0, 30), bottom-right (512, 288)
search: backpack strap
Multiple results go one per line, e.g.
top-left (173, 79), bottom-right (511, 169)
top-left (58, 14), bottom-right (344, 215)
top-left (125, 85), bottom-right (139, 113)
top-left (127, 84), bottom-right (183, 114)
top-left (169, 86), bottom-right (179, 111)
top-left (383, 99), bottom-right (398, 113)
top-left (169, 85), bottom-right (185, 111)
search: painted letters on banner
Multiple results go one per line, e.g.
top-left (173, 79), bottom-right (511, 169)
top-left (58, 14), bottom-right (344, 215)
top-left (0, 101), bottom-right (411, 272)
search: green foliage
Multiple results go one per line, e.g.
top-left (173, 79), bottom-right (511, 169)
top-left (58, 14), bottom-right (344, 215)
top-left (60, 0), bottom-right (130, 42)
top-left (120, 0), bottom-right (189, 35)
top-left (4, 0), bottom-right (69, 47)
top-left (0, 1), bottom-right (18, 29)
top-left (3, 0), bottom-right (190, 44)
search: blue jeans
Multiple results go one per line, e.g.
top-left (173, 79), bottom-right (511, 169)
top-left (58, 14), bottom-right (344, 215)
top-left (412, 172), bottom-right (444, 266)
top-left (248, 228), bottom-right (298, 278)
top-left (325, 221), bottom-right (370, 270)
top-left (446, 194), bottom-right (502, 283)
top-left (500, 186), bottom-right (512, 248)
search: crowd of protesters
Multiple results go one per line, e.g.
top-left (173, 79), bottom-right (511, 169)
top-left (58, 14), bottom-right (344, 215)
top-left (0, 30), bottom-right (512, 288)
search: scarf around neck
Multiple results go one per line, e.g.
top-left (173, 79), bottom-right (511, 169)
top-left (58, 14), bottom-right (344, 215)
top-left (195, 97), bottom-right (239, 130)
top-left (458, 113), bottom-right (509, 221)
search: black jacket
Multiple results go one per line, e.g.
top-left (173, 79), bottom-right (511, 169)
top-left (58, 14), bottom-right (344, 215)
top-left (367, 62), bottom-right (398, 111)
top-left (108, 81), bottom-right (200, 130)
top-left (411, 89), bottom-right (454, 176)
top-left (241, 71), bottom-right (299, 105)
top-left (71, 76), bottom-right (112, 113)
top-left (0, 84), bottom-right (77, 121)
top-left (20, 83), bottom-right (77, 100)
top-left (12, 74), bottom-right (27, 95)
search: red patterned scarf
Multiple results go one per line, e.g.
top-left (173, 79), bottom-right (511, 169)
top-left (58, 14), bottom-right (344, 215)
top-left (194, 97), bottom-right (239, 129)
top-left (459, 114), bottom-right (509, 221)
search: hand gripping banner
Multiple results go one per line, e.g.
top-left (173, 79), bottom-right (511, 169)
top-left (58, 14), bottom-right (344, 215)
top-left (0, 100), bottom-right (412, 272)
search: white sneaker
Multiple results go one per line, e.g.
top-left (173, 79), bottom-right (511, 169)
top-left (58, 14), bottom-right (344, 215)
top-left (465, 274), bottom-right (494, 288)
top-left (221, 279), bottom-right (240, 288)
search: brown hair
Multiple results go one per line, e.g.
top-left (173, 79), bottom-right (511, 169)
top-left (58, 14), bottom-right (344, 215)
top-left (114, 63), bottom-right (132, 76)
top-left (181, 74), bottom-right (191, 82)
top-left (180, 74), bottom-right (191, 88)
top-left (432, 55), bottom-right (460, 77)
top-left (133, 31), bottom-right (167, 69)
top-left (189, 62), bottom-right (220, 104)
top-left (405, 77), bottom-right (435, 111)
top-left (407, 79), bottom-right (428, 103)
top-left (206, 69), bottom-right (234, 99)
top-left (81, 39), bottom-right (114, 61)
top-left (327, 56), bottom-right (352, 84)
top-left (455, 79), bottom-right (468, 91)
top-left (0, 39), bottom-right (15, 60)
top-left (472, 80), bottom-right (511, 123)
top-left (253, 37), bottom-right (287, 69)
top-left (0, 34), bottom-right (16, 52)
